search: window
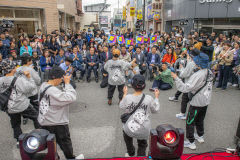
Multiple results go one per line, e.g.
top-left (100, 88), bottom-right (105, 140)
top-left (0, 9), bottom-right (14, 18)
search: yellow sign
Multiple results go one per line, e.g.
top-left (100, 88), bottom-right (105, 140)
top-left (137, 37), bottom-right (142, 41)
top-left (109, 36), bottom-right (114, 41)
top-left (123, 6), bottom-right (126, 20)
top-left (151, 37), bottom-right (155, 41)
top-left (137, 10), bottom-right (143, 20)
top-left (127, 40), bottom-right (131, 45)
top-left (119, 37), bottom-right (122, 41)
top-left (130, 7), bottom-right (135, 17)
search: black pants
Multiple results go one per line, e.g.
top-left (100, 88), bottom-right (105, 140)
top-left (108, 84), bottom-right (124, 100)
top-left (123, 131), bottom-right (148, 156)
top-left (8, 105), bottom-right (40, 141)
top-left (87, 65), bottom-right (98, 79)
top-left (175, 90), bottom-right (182, 99)
top-left (186, 106), bottom-right (208, 143)
top-left (181, 93), bottom-right (189, 114)
top-left (218, 65), bottom-right (231, 89)
top-left (42, 125), bottom-right (75, 159)
top-left (29, 94), bottom-right (39, 111)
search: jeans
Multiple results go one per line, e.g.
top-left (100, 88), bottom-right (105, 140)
top-left (87, 65), bottom-right (98, 79)
top-left (152, 79), bottom-right (172, 90)
top-left (123, 131), bottom-right (148, 156)
top-left (8, 105), bottom-right (40, 141)
top-left (108, 84), bottom-right (124, 100)
top-left (42, 125), bottom-right (75, 159)
top-left (73, 65), bottom-right (85, 78)
top-left (186, 106), bottom-right (208, 143)
top-left (217, 65), bottom-right (231, 89)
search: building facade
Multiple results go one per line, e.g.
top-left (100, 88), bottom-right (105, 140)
top-left (164, 0), bottom-right (240, 36)
top-left (0, 0), bottom-right (83, 35)
top-left (81, 3), bottom-right (111, 29)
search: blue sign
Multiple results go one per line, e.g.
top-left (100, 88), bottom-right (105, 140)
top-left (147, 5), bottom-right (154, 20)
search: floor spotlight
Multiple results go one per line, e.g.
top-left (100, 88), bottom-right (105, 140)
top-left (150, 124), bottom-right (184, 160)
top-left (19, 129), bottom-right (59, 160)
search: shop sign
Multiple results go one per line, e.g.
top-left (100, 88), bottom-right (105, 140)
top-left (199, 0), bottom-right (232, 4)
top-left (147, 5), bottom-right (154, 20)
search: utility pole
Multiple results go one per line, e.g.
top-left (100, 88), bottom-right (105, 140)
top-left (99, 0), bottom-right (107, 29)
top-left (143, 0), bottom-right (146, 31)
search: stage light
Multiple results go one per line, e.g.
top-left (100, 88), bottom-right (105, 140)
top-left (19, 129), bottom-right (59, 160)
top-left (150, 124), bottom-right (184, 160)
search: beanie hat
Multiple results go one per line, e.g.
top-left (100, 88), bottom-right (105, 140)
top-left (132, 74), bottom-right (146, 90)
top-left (193, 52), bottom-right (209, 69)
top-left (2, 59), bottom-right (17, 75)
top-left (48, 66), bottom-right (65, 80)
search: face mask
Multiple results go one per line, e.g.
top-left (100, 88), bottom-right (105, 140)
top-left (165, 47), bottom-right (169, 49)
top-left (113, 54), bottom-right (119, 58)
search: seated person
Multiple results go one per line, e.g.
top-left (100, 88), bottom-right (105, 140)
top-left (127, 60), bottom-right (140, 86)
top-left (132, 46), bottom-right (147, 75)
top-left (86, 47), bottom-right (99, 83)
top-left (150, 62), bottom-right (174, 90)
top-left (69, 47), bottom-right (85, 81)
top-left (55, 48), bottom-right (65, 66)
top-left (147, 46), bottom-right (161, 81)
top-left (59, 57), bottom-right (76, 89)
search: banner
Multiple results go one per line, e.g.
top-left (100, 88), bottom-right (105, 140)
top-left (150, 35), bottom-right (157, 44)
top-left (108, 35), bottom-right (116, 44)
top-left (117, 36), bottom-right (125, 44)
top-left (144, 37), bottom-right (149, 44)
top-left (130, 7), bottom-right (135, 16)
top-left (123, 6), bottom-right (126, 20)
top-left (136, 36), bottom-right (144, 44)
top-left (126, 38), bottom-right (134, 47)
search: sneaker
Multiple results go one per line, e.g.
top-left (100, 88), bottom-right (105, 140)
top-left (227, 82), bottom-right (232, 87)
top-left (194, 133), bottom-right (204, 143)
top-left (232, 84), bottom-right (238, 87)
top-left (169, 96), bottom-right (179, 102)
top-left (184, 140), bottom-right (196, 150)
top-left (75, 154), bottom-right (84, 159)
top-left (176, 113), bottom-right (186, 120)
top-left (16, 142), bottom-right (19, 149)
top-left (149, 88), bottom-right (156, 92)
top-left (95, 78), bottom-right (99, 83)
top-left (125, 153), bottom-right (130, 157)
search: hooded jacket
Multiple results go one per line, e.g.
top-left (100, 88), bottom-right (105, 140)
top-left (0, 75), bottom-right (36, 114)
top-left (38, 82), bottom-right (76, 126)
top-left (175, 69), bottom-right (213, 107)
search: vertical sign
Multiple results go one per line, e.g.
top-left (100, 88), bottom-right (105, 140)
top-left (130, 0), bottom-right (135, 17)
top-left (123, 6), bottom-right (126, 20)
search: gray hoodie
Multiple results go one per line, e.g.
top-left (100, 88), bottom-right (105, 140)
top-left (179, 59), bottom-right (196, 82)
top-left (120, 94), bottom-right (160, 140)
top-left (38, 83), bottom-right (76, 126)
top-left (0, 76), bottom-right (36, 114)
top-left (104, 59), bottom-right (131, 85)
top-left (175, 69), bottom-right (213, 107)
top-left (17, 66), bottom-right (41, 96)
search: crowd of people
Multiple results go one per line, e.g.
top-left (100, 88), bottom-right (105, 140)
top-left (0, 26), bottom-right (239, 159)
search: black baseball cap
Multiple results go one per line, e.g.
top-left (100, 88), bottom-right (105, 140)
top-left (132, 74), bottom-right (146, 90)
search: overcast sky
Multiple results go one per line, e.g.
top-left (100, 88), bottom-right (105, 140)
top-left (83, 0), bottom-right (126, 13)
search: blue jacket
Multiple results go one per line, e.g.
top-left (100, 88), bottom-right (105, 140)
top-left (48, 42), bottom-right (60, 52)
top-left (75, 39), bottom-right (83, 50)
top-left (86, 33), bottom-right (93, 42)
top-left (69, 53), bottom-right (84, 68)
top-left (55, 55), bottom-right (65, 66)
top-left (100, 51), bottom-right (112, 63)
top-left (147, 53), bottom-right (161, 65)
top-left (0, 45), bottom-right (8, 59)
top-left (86, 54), bottom-right (99, 66)
top-left (40, 56), bottom-right (54, 72)
top-left (20, 45), bottom-right (33, 56)
top-left (1, 39), bottom-right (10, 48)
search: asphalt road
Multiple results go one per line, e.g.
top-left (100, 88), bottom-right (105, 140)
top-left (0, 80), bottom-right (239, 160)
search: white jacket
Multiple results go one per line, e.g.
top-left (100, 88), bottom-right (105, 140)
top-left (175, 69), bottom-right (213, 107)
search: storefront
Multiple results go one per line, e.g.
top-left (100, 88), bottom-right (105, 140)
top-left (0, 7), bottom-right (45, 35)
top-left (164, 0), bottom-right (240, 36)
